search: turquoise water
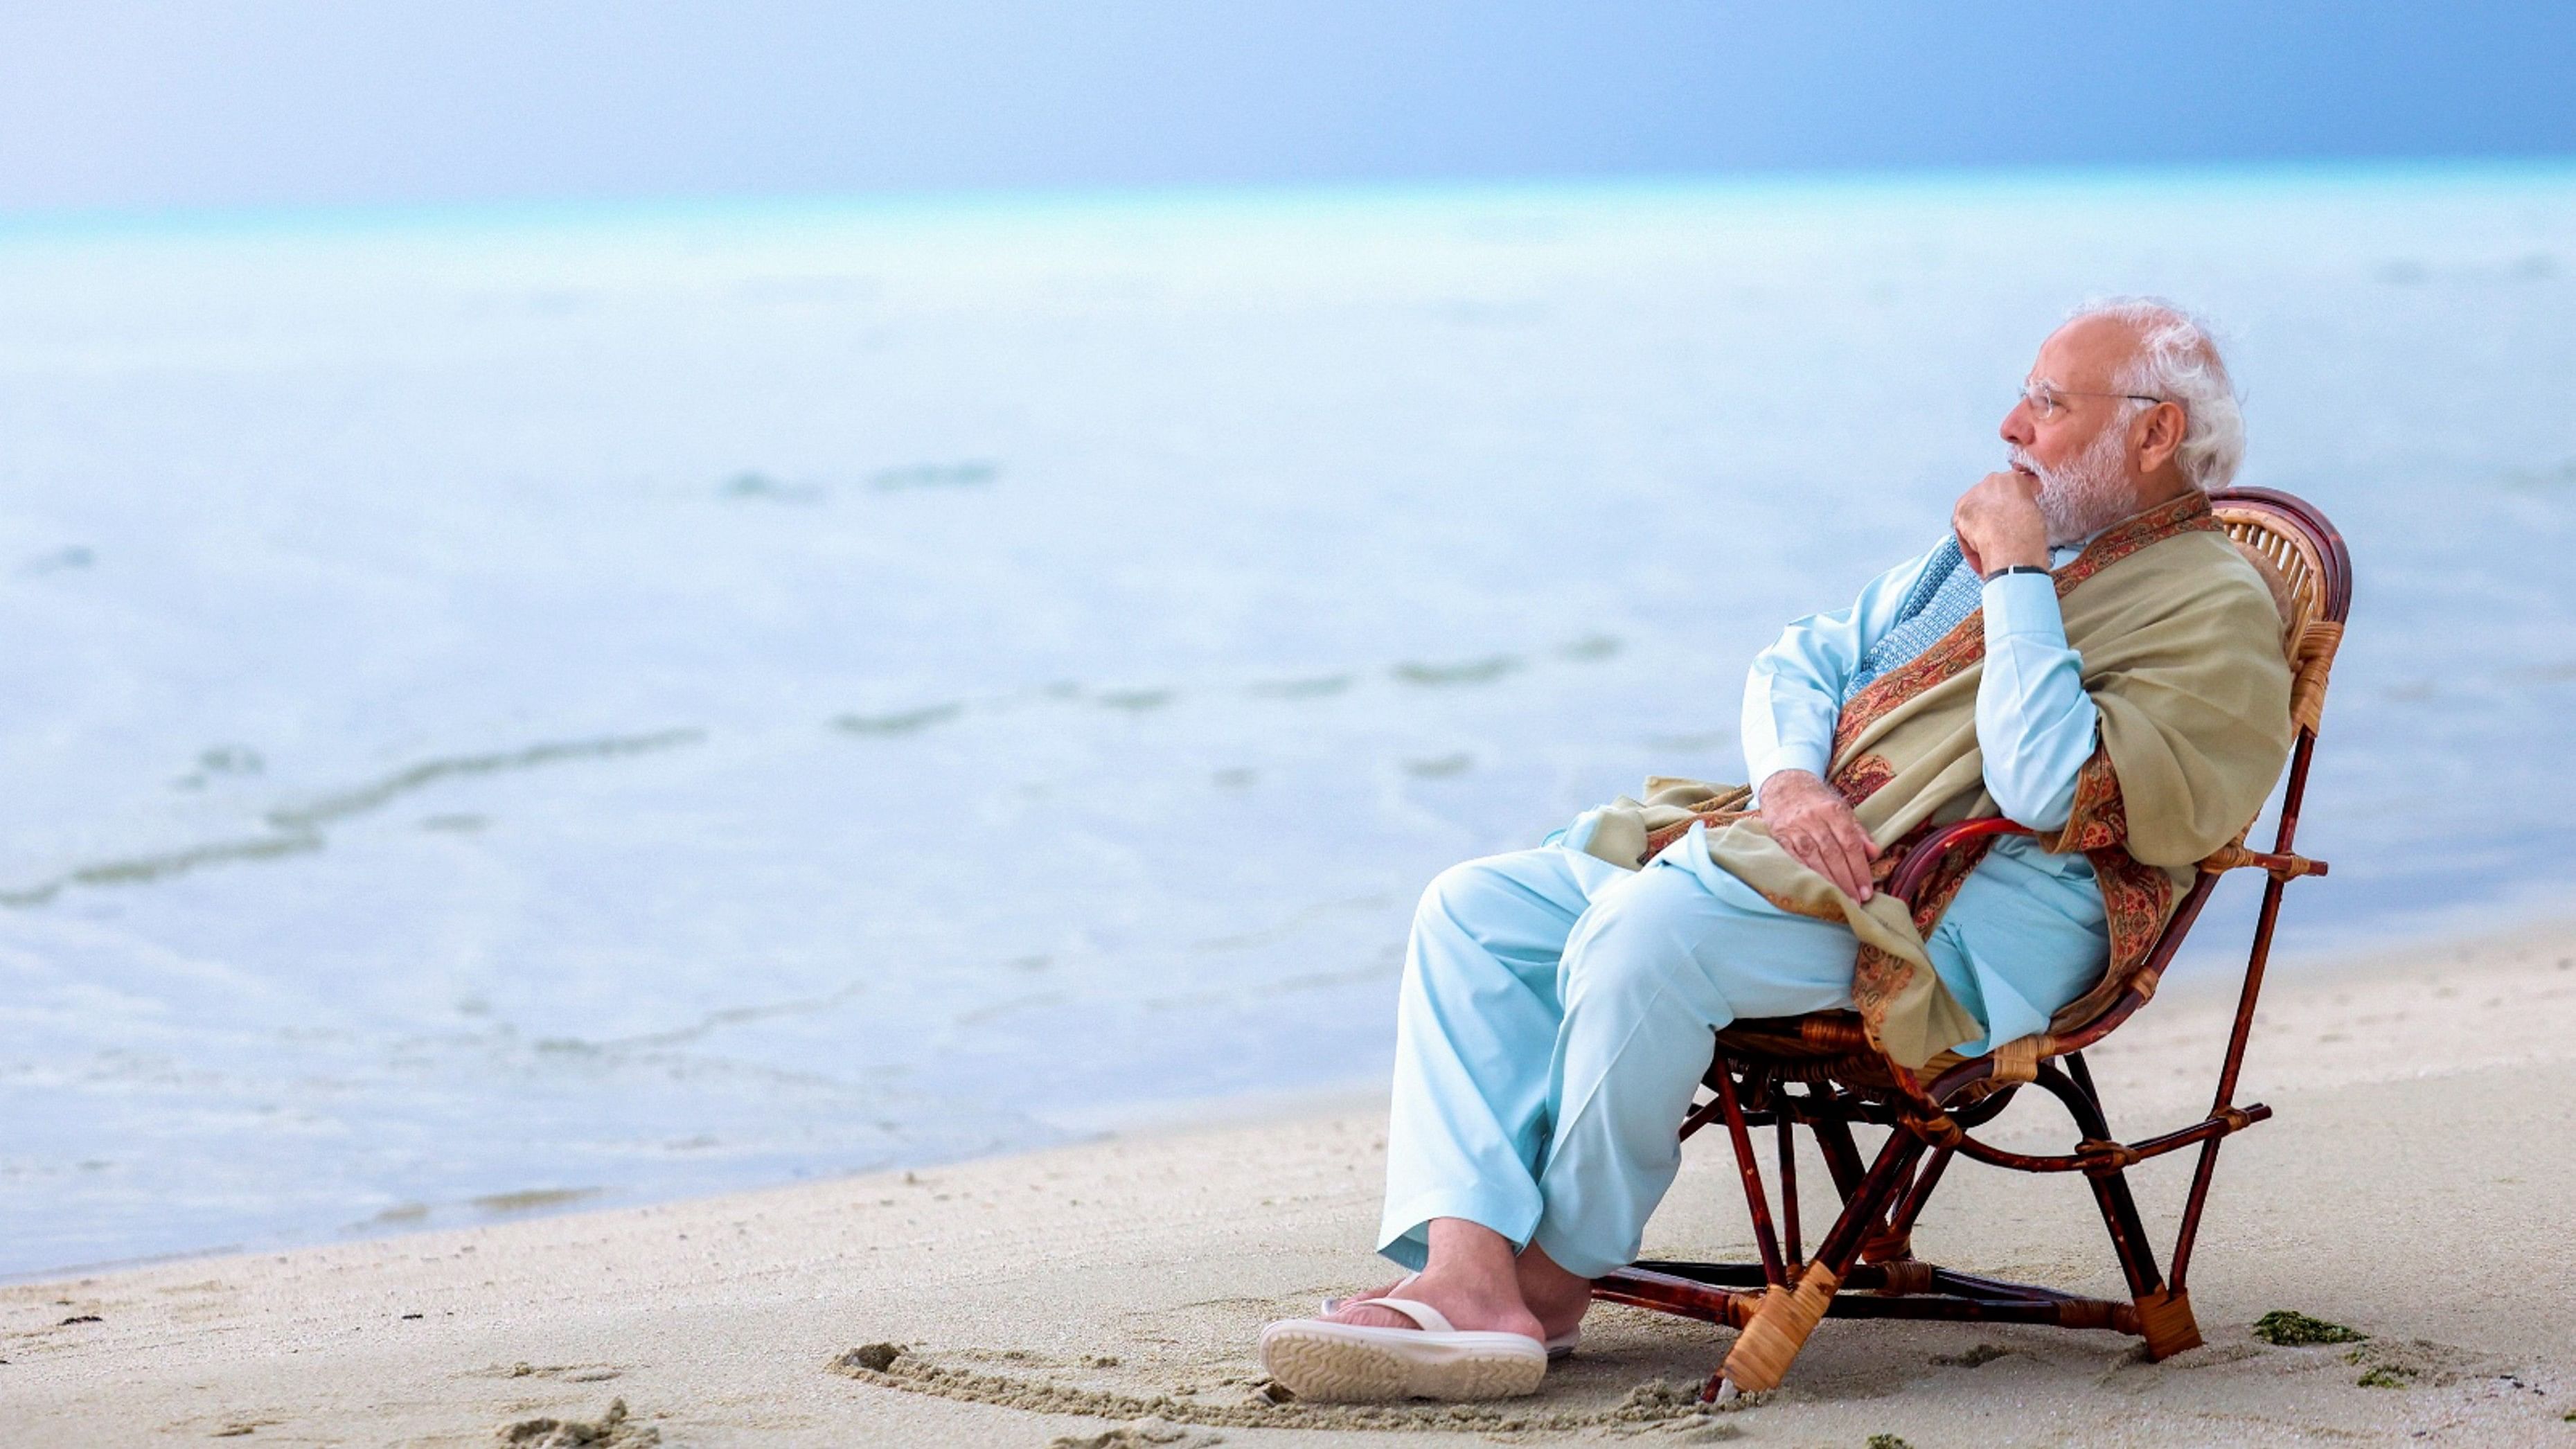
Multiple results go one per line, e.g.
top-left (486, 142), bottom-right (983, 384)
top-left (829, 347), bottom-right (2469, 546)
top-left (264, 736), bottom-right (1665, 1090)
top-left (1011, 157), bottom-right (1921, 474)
top-left (3, 167), bottom-right (2572, 1277)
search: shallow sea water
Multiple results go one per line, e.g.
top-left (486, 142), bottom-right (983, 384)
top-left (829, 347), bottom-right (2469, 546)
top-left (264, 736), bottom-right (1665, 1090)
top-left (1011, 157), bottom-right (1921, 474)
top-left (3, 168), bottom-right (2572, 1276)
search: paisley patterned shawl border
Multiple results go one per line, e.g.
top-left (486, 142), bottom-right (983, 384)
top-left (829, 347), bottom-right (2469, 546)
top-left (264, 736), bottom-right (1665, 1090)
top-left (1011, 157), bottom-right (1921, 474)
top-left (2039, 752), bottom-right (2178, 1027)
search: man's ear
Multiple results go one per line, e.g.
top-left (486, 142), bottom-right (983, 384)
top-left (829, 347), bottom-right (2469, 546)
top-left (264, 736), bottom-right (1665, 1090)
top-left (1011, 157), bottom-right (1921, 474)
top-left (2135, 400), bottom-right (2187, 473)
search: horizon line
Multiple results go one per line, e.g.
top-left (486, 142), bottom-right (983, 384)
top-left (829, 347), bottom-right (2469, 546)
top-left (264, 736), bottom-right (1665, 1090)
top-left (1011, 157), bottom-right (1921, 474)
top-left (6, 153), bottom-right (2575, 247)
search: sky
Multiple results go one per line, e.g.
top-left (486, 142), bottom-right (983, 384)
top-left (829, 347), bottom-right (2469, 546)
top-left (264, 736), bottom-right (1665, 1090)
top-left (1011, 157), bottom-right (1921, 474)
top-left (2, 1), bottom-right (2573, 215)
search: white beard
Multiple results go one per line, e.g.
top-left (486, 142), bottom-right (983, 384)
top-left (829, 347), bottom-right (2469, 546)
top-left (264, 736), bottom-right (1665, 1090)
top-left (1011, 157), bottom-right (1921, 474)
top-left (2013, 420), bottom-right (2138, 547)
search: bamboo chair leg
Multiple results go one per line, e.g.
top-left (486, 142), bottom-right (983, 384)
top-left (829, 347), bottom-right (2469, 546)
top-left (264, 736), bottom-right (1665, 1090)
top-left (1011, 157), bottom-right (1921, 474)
top-left (1883, 1141), bottom-right (1953, 1246)
top-left (1711, 1065), bottom-right (1786, 1286)
top-left (2093, 1165), bottom-right (2199, 1357)
top-left (2034, 1063), bottom-right (2203, 1358)
top-left (1806, 1111), bottom-right (1871, 1204)
top-left (1775, 1111), bottom-right (1802, 1269)
top-left (1714, 1126), bottom-right (1926, 1397)
top-left (1803, 1108), bottom-right (1914, 1263)
top-left (2172, 873), bottom-right (2287, 1294)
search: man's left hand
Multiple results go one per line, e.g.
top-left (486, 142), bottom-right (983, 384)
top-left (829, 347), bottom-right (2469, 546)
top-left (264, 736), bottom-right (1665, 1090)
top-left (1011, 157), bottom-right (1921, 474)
top-left (1953, 470), bottom-right (2050, 577)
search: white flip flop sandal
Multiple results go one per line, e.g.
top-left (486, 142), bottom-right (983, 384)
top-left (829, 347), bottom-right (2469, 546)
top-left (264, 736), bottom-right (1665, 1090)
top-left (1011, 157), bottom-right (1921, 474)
top-left (1317, 1272), bottom-right (1416, 1317)
top-left (1321, 1277), bottom-right (1581, 1361)
top-left (1260, 1296), bottom-right (1548, 1403)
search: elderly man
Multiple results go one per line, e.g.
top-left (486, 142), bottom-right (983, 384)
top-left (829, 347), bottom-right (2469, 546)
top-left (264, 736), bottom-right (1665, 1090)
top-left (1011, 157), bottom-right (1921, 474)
top-left (1259, 299), bottom-right (2295, 1403)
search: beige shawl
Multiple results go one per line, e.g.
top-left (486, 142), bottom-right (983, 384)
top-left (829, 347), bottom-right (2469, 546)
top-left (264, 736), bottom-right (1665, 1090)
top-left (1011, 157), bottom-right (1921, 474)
top-left (1572, 491), bottom-right (2294, 1067)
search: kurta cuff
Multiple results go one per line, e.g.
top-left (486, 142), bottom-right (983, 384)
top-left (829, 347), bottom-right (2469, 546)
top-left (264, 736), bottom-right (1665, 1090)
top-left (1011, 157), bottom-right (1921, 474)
top-left (1980, 568), bottom-right (2066, 641)
top-left (1749, 746), bottom-right (1831, 802)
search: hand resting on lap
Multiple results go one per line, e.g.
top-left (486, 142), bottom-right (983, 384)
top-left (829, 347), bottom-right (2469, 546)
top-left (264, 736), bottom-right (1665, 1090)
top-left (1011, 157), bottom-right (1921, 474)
top-left (1760, 769), bottom-right (1880, 902)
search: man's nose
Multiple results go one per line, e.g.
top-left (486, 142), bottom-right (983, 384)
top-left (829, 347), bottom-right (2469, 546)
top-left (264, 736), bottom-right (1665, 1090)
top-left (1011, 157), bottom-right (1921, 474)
top-left (1999, 402), bottom-right (2034, 446)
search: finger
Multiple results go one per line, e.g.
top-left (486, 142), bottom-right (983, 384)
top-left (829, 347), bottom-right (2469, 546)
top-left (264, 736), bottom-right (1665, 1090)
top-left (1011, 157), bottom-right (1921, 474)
top-left (1782, 827), bottom-right (1842, 893)
top-left (1775, 824), bottom-right (1815, 874)
top-left (1800, 826), bottom-right (1863, 900)
top-left (1834, 832), bottom-right (1873, 900)
top-left (1838, 851), bottom-right (1869, 901)
top-left (1788, 807), bottom-right (1863, 899)
top-left (1814, 810), bottom-right (1872, 897)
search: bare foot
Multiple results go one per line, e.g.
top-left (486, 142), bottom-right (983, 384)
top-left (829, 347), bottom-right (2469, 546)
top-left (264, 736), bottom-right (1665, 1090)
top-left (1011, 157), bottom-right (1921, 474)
top-left (1513, 1245), bottom-right (1593, 1342)
top-left (1324, 1274), bottom-right (1415, 1314)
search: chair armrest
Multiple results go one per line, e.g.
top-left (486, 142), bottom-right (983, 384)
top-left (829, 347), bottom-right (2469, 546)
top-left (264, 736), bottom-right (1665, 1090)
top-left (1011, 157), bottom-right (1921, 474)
top-left (1887, 819), bottom-right (2034, 905)
top-left (2199, 841), bottom-right (2329, 880)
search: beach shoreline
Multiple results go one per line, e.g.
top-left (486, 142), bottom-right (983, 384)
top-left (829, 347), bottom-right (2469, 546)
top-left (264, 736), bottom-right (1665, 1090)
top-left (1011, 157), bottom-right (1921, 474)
top-left (9, 918), bottom-right (2576, 1446)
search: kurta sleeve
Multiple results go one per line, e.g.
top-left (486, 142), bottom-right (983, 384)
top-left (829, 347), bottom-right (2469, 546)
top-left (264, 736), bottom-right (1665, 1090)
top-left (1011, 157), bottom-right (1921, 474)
top-left (1743, 544), bottom-right (1942, 801)
top-left (1975, 567), bottom-right (2097, 830)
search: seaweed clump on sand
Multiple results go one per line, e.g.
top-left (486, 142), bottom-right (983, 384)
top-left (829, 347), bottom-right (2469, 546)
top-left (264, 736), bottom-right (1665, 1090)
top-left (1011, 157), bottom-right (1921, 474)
top-left (2253, 1310), bottom-right (2368, 1346)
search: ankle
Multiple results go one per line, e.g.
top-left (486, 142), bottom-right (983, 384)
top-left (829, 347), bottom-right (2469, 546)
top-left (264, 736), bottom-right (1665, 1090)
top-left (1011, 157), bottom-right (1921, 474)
top-left (1513, 1250), bottom-right (1594, 1333)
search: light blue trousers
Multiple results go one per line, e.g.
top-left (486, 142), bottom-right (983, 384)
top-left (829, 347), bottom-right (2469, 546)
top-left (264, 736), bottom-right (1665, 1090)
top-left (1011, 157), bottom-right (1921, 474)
top-left (1377, 831), bottom-right (2106, 1279)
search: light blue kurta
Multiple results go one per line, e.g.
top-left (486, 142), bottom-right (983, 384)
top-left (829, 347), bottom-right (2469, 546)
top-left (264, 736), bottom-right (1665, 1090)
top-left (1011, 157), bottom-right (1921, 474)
top-left (1741, 536), bottom-right (2111, 1050)
top-left (1378, 538), bottom-right (2113, 1279)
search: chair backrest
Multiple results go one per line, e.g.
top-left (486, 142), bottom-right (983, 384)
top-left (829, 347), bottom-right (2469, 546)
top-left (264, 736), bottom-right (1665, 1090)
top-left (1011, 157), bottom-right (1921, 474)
top-left (2208, 487), bottom-right (2353, 740)
top-left (2021, 487), bottom-right (2354, 1058)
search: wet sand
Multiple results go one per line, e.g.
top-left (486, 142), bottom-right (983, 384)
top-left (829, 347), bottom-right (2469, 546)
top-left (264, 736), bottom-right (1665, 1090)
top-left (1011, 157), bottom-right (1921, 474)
top-left (8, 922), bottom-right (2576, 1446)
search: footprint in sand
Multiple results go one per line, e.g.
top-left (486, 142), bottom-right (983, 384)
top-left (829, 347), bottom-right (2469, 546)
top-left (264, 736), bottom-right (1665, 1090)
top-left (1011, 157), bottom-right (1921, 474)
top-left (1047, 1419), bottom-right (1225, 1449)
top-left (499, 1396), bottom-right (658, 1447)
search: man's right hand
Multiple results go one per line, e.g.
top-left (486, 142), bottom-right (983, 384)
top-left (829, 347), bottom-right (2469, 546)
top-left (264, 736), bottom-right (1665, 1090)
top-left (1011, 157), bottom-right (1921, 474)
top-left (1759, 770), bottom-right (1880, 902)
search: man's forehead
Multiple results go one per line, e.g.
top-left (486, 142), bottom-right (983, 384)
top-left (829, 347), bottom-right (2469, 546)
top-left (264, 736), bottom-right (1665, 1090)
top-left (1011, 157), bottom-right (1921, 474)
top-left (2029, 314), bottom-right (2137, 384)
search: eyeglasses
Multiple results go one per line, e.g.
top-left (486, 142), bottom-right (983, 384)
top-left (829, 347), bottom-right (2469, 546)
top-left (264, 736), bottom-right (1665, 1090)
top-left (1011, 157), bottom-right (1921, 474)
top-left (2018, 382), bottom-right (2170, 422)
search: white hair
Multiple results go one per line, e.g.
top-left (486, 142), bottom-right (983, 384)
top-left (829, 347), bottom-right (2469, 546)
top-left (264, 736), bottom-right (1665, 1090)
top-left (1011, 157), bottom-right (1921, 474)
top-left (2065, 296), bottom-right (2245, 492)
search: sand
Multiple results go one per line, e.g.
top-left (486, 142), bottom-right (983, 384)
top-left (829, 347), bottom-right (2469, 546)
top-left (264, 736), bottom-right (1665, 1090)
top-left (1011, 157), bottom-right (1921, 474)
top-left (8, 921), bottom-right (2576, 1447)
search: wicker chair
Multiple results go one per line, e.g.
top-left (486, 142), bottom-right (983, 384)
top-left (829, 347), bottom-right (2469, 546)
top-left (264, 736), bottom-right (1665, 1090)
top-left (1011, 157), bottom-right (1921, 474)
top-left (1590, 486), bottom-right (2352, 1399)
